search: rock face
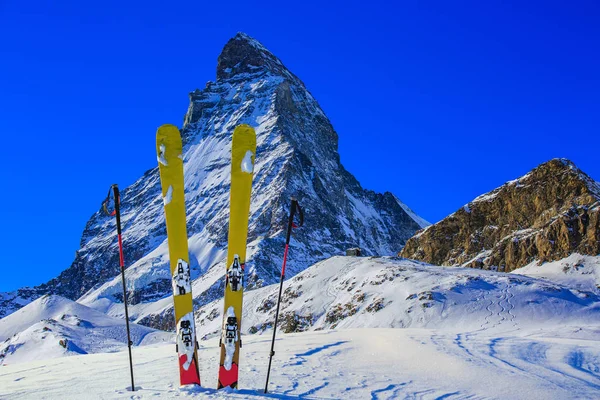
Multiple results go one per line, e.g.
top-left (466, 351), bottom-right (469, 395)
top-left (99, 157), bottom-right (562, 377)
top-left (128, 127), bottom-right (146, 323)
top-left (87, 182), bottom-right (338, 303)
top-left (0, 33), bottom-right (427, 322)
top-left (400, 159), bottom-right (600, 272)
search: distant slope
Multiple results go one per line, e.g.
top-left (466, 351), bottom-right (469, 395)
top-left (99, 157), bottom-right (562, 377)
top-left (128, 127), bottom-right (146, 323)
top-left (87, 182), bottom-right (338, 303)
top-left (514, 253), bottom-right (600, 293)
top-left (192, 256), bottom-right (600, 339)
top-left (0, 295), bottom-right (171, 365)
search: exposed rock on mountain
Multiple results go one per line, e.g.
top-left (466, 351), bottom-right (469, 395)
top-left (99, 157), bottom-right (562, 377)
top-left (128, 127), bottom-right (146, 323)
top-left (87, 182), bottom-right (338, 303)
top-left (400, 159), bottom-right (600, 271)
top-left (0, 33), bottom-right (427, 322)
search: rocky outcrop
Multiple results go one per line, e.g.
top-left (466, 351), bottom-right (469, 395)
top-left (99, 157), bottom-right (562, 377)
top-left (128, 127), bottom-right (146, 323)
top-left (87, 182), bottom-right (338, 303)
top-left (400, 159), bottom-right (600, 271)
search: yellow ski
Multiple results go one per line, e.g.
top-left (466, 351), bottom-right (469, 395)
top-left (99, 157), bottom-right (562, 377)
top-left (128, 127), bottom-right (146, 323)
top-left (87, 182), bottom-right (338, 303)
top-left (218, 124), bottom-right (256, 389)
top-left (156, 124), bottom-right (201, 386)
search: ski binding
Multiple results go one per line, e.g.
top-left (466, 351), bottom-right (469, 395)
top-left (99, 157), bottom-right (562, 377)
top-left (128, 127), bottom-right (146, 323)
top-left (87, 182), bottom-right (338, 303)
top-left (226, 254), bottom-right (244, 292)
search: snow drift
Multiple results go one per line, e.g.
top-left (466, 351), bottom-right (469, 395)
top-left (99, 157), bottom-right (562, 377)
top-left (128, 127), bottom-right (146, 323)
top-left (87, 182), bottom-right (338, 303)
top-left (0, 295), bottom-right (170, 365)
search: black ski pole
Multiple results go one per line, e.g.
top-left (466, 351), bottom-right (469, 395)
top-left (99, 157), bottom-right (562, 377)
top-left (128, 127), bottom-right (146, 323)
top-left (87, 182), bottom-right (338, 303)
top-left (104, 184), bottom-right (135, 392)
top-left (264, 197), bottom-right (303, 394)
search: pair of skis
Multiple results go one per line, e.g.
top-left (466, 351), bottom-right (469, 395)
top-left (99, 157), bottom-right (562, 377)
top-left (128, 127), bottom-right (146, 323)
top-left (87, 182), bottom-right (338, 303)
top-left (156, 124), bottom-right (256, 388)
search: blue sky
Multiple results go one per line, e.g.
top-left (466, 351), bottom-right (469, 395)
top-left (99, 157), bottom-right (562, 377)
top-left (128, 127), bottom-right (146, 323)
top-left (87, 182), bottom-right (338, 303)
top-left (1, 1), bottom-right (599, 291)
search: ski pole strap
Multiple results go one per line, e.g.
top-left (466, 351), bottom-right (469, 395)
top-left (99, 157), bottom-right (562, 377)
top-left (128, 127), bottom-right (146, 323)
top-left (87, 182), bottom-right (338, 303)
top-left (285, 198), bottom-right (303, 244)
top-left (102, 184), bottom-right (120, 217)
top-left (102, 186), bottom-right (116, 216)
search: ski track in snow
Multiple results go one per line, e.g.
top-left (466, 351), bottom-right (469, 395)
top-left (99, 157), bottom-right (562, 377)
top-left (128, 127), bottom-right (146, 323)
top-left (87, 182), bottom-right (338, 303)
top-left (2, 328), bottom-right (600, 399)
top-left (4, 257), bottom-right (600, 398)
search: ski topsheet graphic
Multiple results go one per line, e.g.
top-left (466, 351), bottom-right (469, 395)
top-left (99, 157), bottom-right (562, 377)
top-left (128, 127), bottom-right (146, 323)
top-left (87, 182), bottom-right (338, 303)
top-left (156, 124), bottom-right (201, 386)
top-left (218, 124), bottom-right (256, 389)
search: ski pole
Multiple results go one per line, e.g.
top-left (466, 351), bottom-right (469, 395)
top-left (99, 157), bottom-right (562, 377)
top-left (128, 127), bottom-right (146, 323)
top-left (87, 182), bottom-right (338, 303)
top-left (264, 197), bottom-right (303, 394)
top-left (103, 184), bottom-right (135, 392)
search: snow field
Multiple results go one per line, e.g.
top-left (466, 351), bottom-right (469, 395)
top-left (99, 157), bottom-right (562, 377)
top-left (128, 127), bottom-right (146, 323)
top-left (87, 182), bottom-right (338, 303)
top-left (2, 328), bottom-right (600, 399)
top-left (3, 256), bottom-right (600, 398)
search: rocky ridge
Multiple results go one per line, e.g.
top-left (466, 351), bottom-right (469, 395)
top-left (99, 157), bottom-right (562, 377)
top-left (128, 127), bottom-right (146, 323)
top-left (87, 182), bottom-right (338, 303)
top-left (401, 158), bottom-right (600, 271)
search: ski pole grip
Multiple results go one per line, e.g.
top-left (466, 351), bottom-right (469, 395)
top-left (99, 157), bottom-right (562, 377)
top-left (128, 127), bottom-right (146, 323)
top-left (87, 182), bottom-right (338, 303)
top-left (112, 186), bottom-right (122, 232)
top-left (285, 198), bottom-right (297, 245)
top-left (296, 203), bottom-right (304, 228)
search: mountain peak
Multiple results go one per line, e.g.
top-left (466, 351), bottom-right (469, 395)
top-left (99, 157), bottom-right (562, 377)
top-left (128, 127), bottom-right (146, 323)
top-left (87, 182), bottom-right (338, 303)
top-left (217, 32), bottom-right (290, 80)
top-left (526, 158), bottom-right (600, 199)
top-left (0, 33), bottom-right (427, 326)
top-left (536, 158), bottom-right (578, 174)
top-left (233, 32), bottom-right (266, 49)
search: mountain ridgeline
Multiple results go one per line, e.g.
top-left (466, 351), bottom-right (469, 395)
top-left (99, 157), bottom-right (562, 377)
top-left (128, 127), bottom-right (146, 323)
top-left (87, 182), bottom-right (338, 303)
top-left (401, 159), bottom-right (600, 272)
top-left (0, 33), bottom-right (427, 323)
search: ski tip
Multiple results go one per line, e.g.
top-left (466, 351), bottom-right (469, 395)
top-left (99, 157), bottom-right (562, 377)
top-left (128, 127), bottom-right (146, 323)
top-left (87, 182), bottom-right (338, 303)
top-left (235, 123), bottom-right (253, 130)
top-left (156, 124), bottom-right (183, 152)
top-left (158, 123), bottom-right (178, 131)
top-left (157, 124), bottom-right (180, 138)
top-left (233, 124), bottom-right (256, 138)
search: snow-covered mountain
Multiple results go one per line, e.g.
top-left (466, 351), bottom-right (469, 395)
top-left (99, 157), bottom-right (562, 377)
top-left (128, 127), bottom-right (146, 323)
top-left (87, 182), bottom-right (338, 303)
top-left (0, 295), bottom-right (170, 365)
top-left (191, 255), bottom-right (600, 340)
top-left (0, 32), bottom-right (427, 323)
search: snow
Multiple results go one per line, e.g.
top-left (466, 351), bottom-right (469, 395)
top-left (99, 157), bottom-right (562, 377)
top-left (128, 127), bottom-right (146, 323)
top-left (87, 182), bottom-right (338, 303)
top-left (163, 185), bottom-right (173, 205)
top-left (240, 150), bottom-right (254, 173)
top-left (3, 257), bottom-right (600, 397)
top-left (460, 249), bottom-right (492, 267)
top-left (473, 189), bottom-right (501, 203)
top-left (346, 191), bottom-right (384, 225)
top-left (514, 253), bottom-right (600, 293)
top-left (395, 196), bottom-right (431, 228)
top-left (2, 327), bottom-right (600, 399)
top-left (157, 144), bottom-right (168, 166)
top-left (194, 256), bottom-right (600, 338)
top-left (0, 295), bottom-right (171, 366)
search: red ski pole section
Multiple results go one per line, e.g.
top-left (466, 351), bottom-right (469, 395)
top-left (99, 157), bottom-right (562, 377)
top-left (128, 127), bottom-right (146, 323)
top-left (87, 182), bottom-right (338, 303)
top-left (117, 234), bottom-right (125, 270)
top-left (280, 244), bottom-right (289, 276)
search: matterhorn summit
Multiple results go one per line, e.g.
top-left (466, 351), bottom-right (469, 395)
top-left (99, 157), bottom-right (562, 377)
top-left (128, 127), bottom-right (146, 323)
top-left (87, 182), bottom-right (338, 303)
top-left (0, 33), bottom-right (427, 328)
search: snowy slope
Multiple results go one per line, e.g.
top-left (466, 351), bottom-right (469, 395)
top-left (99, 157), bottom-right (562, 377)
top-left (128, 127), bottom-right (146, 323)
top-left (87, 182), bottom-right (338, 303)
top-left (0, 295), bottom-right (171, 365)
top-left (2, 257), bottom-right (600, 398)
top-left (2, 328), bottom-right (600, 399)
top-left (514, 253), bottom-right (600, 293)
top-left (192, 256), bottom-right (600, 340)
